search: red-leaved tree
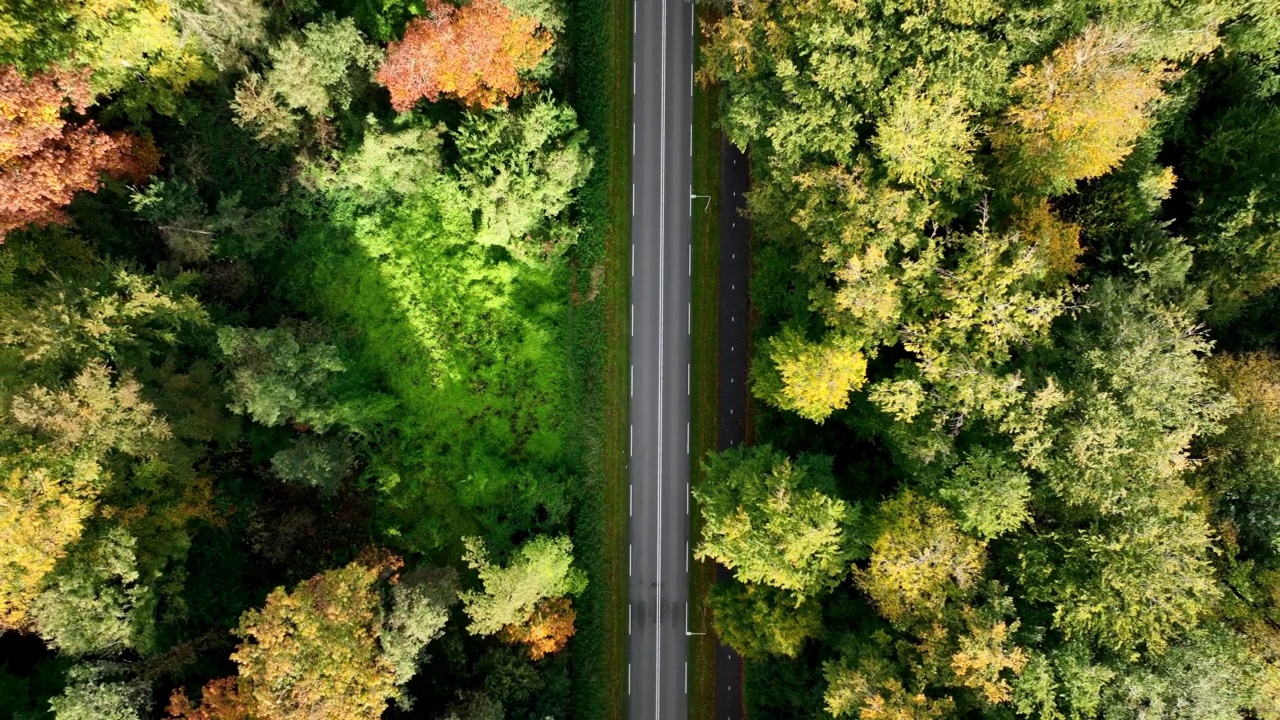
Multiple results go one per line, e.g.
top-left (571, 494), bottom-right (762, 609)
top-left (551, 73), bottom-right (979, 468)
top-left (0, 65), bottom-right (159, 241)
top-left (375, 0), bottom-right (552, 111)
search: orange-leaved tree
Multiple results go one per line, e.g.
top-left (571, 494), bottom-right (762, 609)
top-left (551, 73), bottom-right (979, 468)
top-left (375, 0), bottom-right (552, 111)
top-left (0, 65), bottom-right (158, 241)
top-left (500, 596), bottom-right (577, 659)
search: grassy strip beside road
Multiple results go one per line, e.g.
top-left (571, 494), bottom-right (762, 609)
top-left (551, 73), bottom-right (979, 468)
top-left (567, 0), bottom-right (631, 716)
top-left (688, 8), bottom-right (722, 718)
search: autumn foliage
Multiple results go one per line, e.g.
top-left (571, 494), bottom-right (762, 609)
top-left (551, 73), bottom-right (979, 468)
top-left (167, 677), bottom-right (251, 720)
top-left (501, 596), bottom-right (577, 660)
top-left (0, 65), bottom-right (158, 241)
top-left (375, 0), bottom-right (552, 111)
top-left (993, 27), bottom-right (1176, 195)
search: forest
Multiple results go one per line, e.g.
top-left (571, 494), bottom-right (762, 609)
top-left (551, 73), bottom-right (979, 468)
top-left (696, 0), bottom-right (1280, 717)
top-left (0, 0), bottom-right (614, 718)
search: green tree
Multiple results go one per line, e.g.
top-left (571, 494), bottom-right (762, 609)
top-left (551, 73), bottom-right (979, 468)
top-left (173, 0), bottom-right (269, 73)
top-left (874, 69), bottom-right (977, 193)
top-left (453, 97), bottom-right (593, 263)
top-left (381, 566), bottom-right (458, 688)
top-left (30, 526), bottom-right (156, 657)
top-left (855, 491), bottom-right (985, 626)
top-left (937, 448), bottom-right (1031, 539)
top-left (0, 265), bottom-right (209, 366)
top-left (1011, 281), bottom-right (1232, 515)
top-left (48, 663), bottom-right (149, 720)
top-left (1099, 629), bottom-right (1271, 720)
top-left (694, 446), bottom-right (853, 599)
top-left (1016, 498), bottom-right (1221, 655)
top-left (1183, 99), bottom-right (1280, 318)
top-left (459, 534), bottom-right (586, 637)
top-left (1012, 642), bottom-right (1117, 720)
top-left (1200, 352), bottom-right (1280, 553)
top-left (308, 119), bottom-right (444, 205)
top-left (270, 435), bottom-right (355, 496)
top-left (217, 323), bottom-right (360, 432)
top-left (709, 581), bottom-right (821, 658)
top-left (232, 17), bottom-right (380, 146)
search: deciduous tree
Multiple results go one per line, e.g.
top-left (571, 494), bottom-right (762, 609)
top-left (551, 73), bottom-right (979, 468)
top-left (459, 534), bottom-right (586, 637)
top-left (500, 596), bottom-right (576, 660)
top-left (0, 65), bottom-right (158, 241)
top-left (751, 328), bottom-right (867, 423)
top-left (375, 0), bottom-right (552, 111)
top-left (0, 264), bottom-right (208, 365)
top-left (855, 492), bottom-right (985, 626)
top-left (993, 27), bottom-right (1176, 196)
top-left (49, 663), bottom-right (150, 720)
top-left (453, 97), bottom-right (592, 263)
top-left (1016, 497), bottom-right (1221, 655)
top-left (217, 323), bottom-right (356, 432)
top-left (824, 654), bottom-right (955, 720)
top-left (937, 449), bottom-right (1031, 540)
top-left (231, 558), bottom-right (399, 720)
top-left (0, 452), bottom-right (99, 629)
top-left (381, 566), bottom-right (458, 686)
top-left (232, 17), bottom-right (380, 146)
top-left (694, 446), bottom-right (852, 599)
top-left (709, 581), bottom-right (821, 658)
top-left (31, 526), bottom-right (156, 657)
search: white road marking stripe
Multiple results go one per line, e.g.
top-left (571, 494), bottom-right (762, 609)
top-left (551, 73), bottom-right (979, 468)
top-left (656, 0), bottom-right (668, 711)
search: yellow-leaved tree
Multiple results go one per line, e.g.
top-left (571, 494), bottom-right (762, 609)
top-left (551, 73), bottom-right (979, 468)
top-left (752, 327), bottom-right (868, 424)
top-left (993, 26), bottom-right (1177, 196)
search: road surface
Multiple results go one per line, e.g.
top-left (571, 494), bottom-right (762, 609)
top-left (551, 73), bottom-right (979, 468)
top-left (627, 0), bottom-right (694, 717)
top-left (714, 139), bottom-right (750, 719)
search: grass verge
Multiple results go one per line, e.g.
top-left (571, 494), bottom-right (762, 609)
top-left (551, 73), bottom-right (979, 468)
top-left (688, 8), bottom-right (722, 719)
top-left (567, 0), bottom-right (630, 716)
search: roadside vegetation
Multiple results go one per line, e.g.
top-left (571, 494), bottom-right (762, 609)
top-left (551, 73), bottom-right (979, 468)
top-left (0, 0), bottom-right (616, 717)
top-left (688, 4), bottom-right (723, 716)
top-left (698, 0), bottom-right (1280, 717)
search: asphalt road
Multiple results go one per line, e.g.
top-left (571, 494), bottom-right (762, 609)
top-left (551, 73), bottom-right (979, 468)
top-left (714, 139), bottom-right (750, 720)
top-left (627, 0), bottom-right (693, 717)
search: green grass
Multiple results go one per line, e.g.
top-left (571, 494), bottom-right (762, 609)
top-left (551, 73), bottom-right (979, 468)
top-left (566, 0), bottom-right (631, 715)
top-left (282, 194), bottom-right (573, 558)
top-left (688, 8), bottom-right (723, 719)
